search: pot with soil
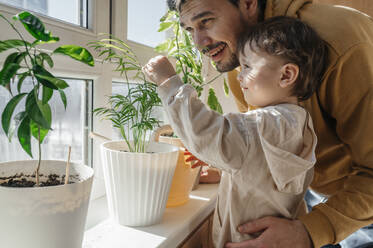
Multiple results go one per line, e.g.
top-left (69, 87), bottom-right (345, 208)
top-left (153, 124), bottom-right (201, 207)
top-left (0, 11), bottom-right (95, 248)
top-left (0, 160), bottom-right (94, 248)
top-left (91, 36), bottom-right (178, 226)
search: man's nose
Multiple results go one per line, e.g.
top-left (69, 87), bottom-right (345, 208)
top-left (237, 72), bottom-right (243, 83)
top-left (193, 30), bottom-right (212, 48)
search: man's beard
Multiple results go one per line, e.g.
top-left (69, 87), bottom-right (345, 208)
top-left (201, 42), bottom-right (240, 72)
top-left (215, 52), bottom-right (239, 72)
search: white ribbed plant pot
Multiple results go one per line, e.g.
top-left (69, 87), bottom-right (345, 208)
top-left (0, 160), bottom-right (94, 248)
top-left (101, 141), bottom-right (178, 226)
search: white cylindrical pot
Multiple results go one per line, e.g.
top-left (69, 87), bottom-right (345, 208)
top-left (0, 160), bottom-right (94, 248)
top-left (101, 141), bottom-right (178, 226)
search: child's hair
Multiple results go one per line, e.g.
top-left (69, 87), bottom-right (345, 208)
top-left (237, 16), bottom-right (328, 101)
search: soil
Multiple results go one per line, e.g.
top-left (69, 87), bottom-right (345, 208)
top-left (161, 133), bottom-right (178, 138)
top-left (0, 173), bottom-right (76, 188)
top-left (119, 150), bottom-right (155, 154)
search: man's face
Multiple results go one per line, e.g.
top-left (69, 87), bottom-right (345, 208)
top-left (179, 0), bottom-right (250, 72)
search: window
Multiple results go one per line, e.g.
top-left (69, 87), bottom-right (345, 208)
top-left (0, 78), bottom-right (93, 166)
top-left (0, 0), bottom-right (88, 28)
top-left (127, 0), bottom-right (168, 47)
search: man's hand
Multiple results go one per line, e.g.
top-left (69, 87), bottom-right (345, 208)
top-left (225, 217), bottom-right (313, 248)
top-left (143, 55), bottom-right (176, 86)
top-left (200, 168), bottom-right (221, 184)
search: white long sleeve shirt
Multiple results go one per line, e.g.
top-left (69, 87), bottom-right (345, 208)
top-left (157, 76), bottom-right (317, 247)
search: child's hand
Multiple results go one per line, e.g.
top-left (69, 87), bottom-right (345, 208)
top-left (143, 55), bottom-right (176, 86)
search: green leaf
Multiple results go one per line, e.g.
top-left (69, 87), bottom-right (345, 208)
top-left (42, 85), bottom-right (53, 104)
top-left (158, 22), bottom-right (174, 32)
top-left (30, 119), bottom-right (49, 144)
top-left (0, 63), bottom-right (21, 86)
top-left (17, 72), bottom-right (30, 93)
top-left (207, 88), bottom-right (223, 114)
top-left (3, 52), bottom-right (20, 65)
top-left (39, 52), bottom-right (54, 68)
top-left (14, 11), bottom-right (60, 42)
top-left (58, 89), bottom-right (67, 110)
top-left (25, 89), bottom-right (51, 129)
top-left (35, 73), bottom-right (69, 89)
top-left (32, 65), bottom-right (57, 89)
top-left (35, 54), bottom-right (43, 66)
top-left (53, 45), bottom-right (94, 66)
top-left (1, 93), bottom-right (27, 136)
top-left (0, 39), bottom-right (30, 53)
top-left (7, 111), bottom-right (26, 142)
top-left (154, 41), bottom-right (169, 53)
top-left (17, 115), bottom-right (32, 158)
top-left (223, 78), bottom-right (229, 96)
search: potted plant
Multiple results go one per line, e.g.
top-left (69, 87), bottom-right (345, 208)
top-left (0, 11), bottom-right (95, 248)
top-left (90, 36), bottom-right (179, 226)
top-left (152, 10), bottom-right (227, 207)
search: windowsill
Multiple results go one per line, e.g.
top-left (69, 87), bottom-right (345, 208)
top-left (83, 183), bottom-right (218, 248)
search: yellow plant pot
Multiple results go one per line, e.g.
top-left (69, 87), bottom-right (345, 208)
top-left (154, 125), bottom-right (200, 207)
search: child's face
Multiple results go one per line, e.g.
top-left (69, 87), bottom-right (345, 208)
top-left (237, 43), bottom-right (293, 107)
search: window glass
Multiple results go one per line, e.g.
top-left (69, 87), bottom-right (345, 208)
top-left (0, 77), bottom-right (93, 166)
top-left (0, 0), bottom-right (88, 28)
top-left (127, 0), bottom-right (167, 47)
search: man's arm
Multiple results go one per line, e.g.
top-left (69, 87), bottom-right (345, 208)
top-left (298, 42), bottom-right (373, 247)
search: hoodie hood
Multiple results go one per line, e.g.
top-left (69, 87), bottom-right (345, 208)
top-left (264, 0), bottom-right (313, 19)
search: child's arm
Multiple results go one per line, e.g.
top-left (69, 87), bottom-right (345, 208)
top-left (144, 56), bottom-right (256, 173)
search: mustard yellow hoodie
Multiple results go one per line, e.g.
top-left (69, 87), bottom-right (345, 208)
top-left (227, 0), bottom-right (373, 247)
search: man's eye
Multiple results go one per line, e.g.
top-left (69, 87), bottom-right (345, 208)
top-left (185, 27), bottom-right (193, 33)
top-left (201, 18), bottom-right (213, 25)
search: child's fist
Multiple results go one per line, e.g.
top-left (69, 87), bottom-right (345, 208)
top-left (143, 55), bottom-right (176, 86)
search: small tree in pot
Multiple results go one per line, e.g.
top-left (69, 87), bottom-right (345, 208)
top-left (90, 36), bottom-right (179, 226)
top-left (0, 11), bottom-right (95, 248)
top-left (0, 11), bottom-right (94, 185)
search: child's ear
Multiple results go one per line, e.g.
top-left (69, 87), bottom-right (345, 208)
top-left (279, 63), bottom-right (299, 88)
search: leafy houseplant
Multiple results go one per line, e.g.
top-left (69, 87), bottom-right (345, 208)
top-left (156, 10), bottom-right (229, 114)
top-left (90, 36), bottom-right (162, 152)
top-left (0, 11), bottom-right (94, 185)
top-left (0, 11), bottom-right (95, 248)
top-left (90, 36), bottom-right (179, 226)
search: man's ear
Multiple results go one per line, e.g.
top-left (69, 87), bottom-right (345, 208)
top-left (279, 63), bottom-right (299, 88)
top-left (239, 0), bottom-right (258, 21)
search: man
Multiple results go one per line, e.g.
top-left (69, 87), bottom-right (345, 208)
top-left (166, 0), bottom-right (373, 247)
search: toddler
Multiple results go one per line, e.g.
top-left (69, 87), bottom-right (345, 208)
top-left (144, 16), bottom-right (328, 248)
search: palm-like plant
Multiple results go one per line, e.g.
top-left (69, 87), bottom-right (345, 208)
top-left (89, 36), bottom-right (162, 153)
top-left (0, 11), bottom-right (94, 185)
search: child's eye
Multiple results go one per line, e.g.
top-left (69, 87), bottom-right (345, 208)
top-left (243, 64), bottom-right (251, 69)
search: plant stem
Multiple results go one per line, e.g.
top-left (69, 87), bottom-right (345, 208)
top-left (175, 24), bottom-right (187, 79)
top-left (120, 125), bottom-right (133, 152)
top-left (35, 127), bottom-right (41, 186)
top-left (201, 73), bottom-right (223, 87)
top-left (0, 15), bottom-right (34, 67)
